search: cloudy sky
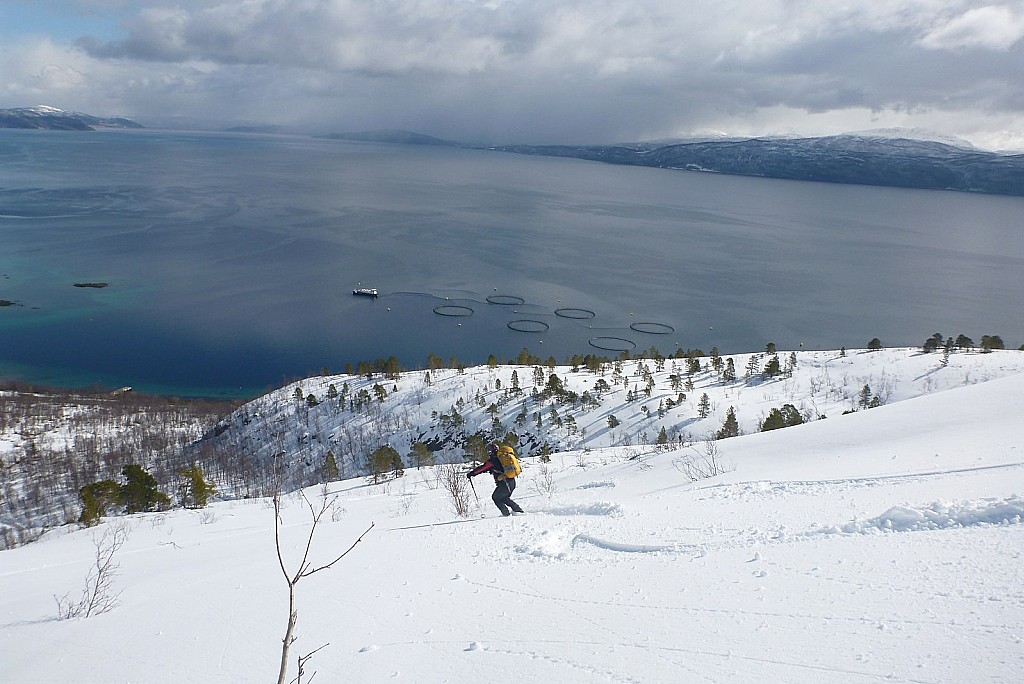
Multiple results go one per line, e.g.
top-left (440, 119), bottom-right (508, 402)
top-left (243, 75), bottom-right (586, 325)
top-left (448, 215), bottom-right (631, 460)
top-left (2, 0), bottom-right (1023, 148)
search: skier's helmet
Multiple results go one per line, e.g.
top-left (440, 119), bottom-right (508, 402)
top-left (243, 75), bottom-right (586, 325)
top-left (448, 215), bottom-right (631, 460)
top-left (488, 442), bottom-right (499, 456)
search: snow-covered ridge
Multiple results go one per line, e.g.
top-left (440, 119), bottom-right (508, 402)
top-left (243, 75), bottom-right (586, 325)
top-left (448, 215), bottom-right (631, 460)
top-left (846, 126), bottom-right (978, 150)
top-left (0, 105), bottom-right (142, 130)
top-left (206, 346), bottom-right (1024, 493)
top-left (495, 133), bottom-right (1024, 195)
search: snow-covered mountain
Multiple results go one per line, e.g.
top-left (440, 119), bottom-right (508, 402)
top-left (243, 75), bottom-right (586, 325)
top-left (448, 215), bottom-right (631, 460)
top-left (492, 133), bottom-right (1024, 196)
top-left (845, 127), bottom-right (978, 150)
top-left (0, 105), bottom-right (142, 130)
top-left (2, 346), bottom-right (1023, 682)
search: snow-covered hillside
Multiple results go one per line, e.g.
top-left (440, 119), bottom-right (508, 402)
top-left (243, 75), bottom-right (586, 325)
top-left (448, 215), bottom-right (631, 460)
top-left (1, 347), bottom-right (1022, 682)
top-left (207, 347), bottom-right (1024, 493)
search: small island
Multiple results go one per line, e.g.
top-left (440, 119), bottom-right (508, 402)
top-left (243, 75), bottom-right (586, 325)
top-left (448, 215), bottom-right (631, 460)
top-left (74, 282), bottom-right (109, 289)
top-left (0, 299), bottom-right (18, 307)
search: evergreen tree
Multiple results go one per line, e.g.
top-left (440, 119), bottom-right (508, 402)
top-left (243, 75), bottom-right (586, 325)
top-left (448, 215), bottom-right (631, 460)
top-left (607, 415), bottom-right (620, 429)
top-left (760, 404), bottom-right (804, 432)
top-left (539, 442), bottom-right (553, 463)
top-left (784, 351), bottom-right (797, 377)
top-left (942, 337), bottom-right (954, 366)
top-left (722, 358), bottom-right (736, 382)
top-left (384, 356), bottom-right (403, 379)
top-left (323, 451), bottom-right (341, 481)
top-left (410, 442), bottom-right (434, 469)
top-left (710, 347), bottom-right (723, 373)
top-left (370, 445), bottom-right (403, 484)
top-left (657, 426), bottom-right (669, 444)
top-left (327, 384), bottom-right (338, 399)
top-left (715, 407), bottom-right (739, 440)
top-left (464, 434), bottom-right (489, 465)
top-left (745, 355), bottom-right (760, 381)
top-left (923, 332), bottom-right (944, 353)
top-left (697, 393), bottom-right (711, 419)
top-left (761, 408), bottom-right (787, 432)
top-left (79, 479), bottom-right (122, 526)
top-left (121, 464), bottom-right (170, 514)
top-left (867, 338), bottom-right (882, 352)
top-left (980, 335), bottom-right (1005, 352)
top-left (858, 384), bottom-right (873, 409)
top-left (765, 342), bottom-right (777, 354)
top-left (762, 355), bottom-right (781, 379)
top-left (179, 464), bottom-right (216, 509)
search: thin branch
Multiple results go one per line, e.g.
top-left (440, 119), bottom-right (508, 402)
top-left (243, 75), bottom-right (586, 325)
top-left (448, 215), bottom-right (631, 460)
top-left (294, 491), bottom-right (326, 580)
top-left (274, 493), bottom-right (291, 582)
top-left (301, 522), bottom-right (375, 577)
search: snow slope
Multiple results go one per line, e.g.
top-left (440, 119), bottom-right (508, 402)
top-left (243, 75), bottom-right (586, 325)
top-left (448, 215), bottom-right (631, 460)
top-left (1, 354), bottom-right (1023, 682)
top-left (207, 347), bottom-right (1024, 493)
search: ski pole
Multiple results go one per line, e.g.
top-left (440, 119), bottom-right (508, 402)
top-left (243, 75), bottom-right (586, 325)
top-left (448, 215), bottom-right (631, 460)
top-left (468, 476), bottom-right (479, 502)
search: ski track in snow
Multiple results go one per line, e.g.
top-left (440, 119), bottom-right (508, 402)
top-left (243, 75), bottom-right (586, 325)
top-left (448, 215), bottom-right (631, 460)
top-left (693, 460), bottom-right (1024, 500)
top-left (459, 571), bottom-right (1016, 644)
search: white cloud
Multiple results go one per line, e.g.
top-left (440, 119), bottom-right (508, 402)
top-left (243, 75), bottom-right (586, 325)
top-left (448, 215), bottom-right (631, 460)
top-left (918, 4), bottom-right (1024, 50)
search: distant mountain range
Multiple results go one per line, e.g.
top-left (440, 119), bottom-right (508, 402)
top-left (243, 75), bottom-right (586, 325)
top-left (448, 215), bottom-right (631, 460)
top-left (0, 105), bottom-right (142, 131)
top-left (490, 135), bottom-right (1024, 197)
top-left (321, 128), bottom-right (1023, 196)
top-left (321, 129), bottom-right (460, 146)
top-left (5, 110), bottom-right (1021, 196)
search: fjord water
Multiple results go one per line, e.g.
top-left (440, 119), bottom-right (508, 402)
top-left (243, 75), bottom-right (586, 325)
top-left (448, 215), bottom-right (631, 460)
top-left (1, 129), bottom-right (1022, 397)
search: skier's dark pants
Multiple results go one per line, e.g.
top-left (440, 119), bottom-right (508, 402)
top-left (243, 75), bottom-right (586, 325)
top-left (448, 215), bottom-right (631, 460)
top-left (491, 478), bottom-right (523, 516)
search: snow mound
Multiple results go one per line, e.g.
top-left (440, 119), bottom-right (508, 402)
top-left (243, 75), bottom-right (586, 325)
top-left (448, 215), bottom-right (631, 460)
top-left (576, 479), bottom-right (617, 490)
top-left (843, 495), bottom-right (1024, 533)
top-left (570, 534), bottom-right (675, 554)
top-left (537, 502), bottom-right (624, 517)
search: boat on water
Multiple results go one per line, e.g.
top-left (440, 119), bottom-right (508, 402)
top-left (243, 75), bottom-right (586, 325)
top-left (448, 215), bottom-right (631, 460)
top-left (353, 287), bottom-right (379, 298)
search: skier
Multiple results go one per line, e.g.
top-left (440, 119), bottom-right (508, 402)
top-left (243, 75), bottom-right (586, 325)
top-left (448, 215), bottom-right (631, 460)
top-left (467, 442), bottom-right (524, 516)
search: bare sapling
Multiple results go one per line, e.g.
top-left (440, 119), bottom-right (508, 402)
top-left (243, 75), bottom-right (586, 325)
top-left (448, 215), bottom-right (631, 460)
top-left (55, 521), bottom-right (129, 619)
top-left (672, 439), bottom-right (732, 482)
top-left (274, 489), bottom-right (373, 684)
top-left (437, 462), bottom-right (473, 517)
top-left (531, 464), bottom-right (558, 499)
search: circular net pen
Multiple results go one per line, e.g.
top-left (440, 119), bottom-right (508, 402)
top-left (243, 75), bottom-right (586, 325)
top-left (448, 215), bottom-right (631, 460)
top-left (630, 322), bottom-right (676, 334)
top-left (432, 305), bottom-right (474, 317)
top-left (554, 308), bottom-right (597, 320)
top-left (507, 319), bottom-right (550, 333)
top-left (589, 336), bottom-right (637, 352)
top-left (486, 295), bottom-right (526, 306)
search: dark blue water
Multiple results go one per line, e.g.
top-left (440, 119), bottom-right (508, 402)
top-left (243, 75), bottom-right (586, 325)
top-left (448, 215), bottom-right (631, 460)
top-left (2, 129), bottom-right (1022, 397)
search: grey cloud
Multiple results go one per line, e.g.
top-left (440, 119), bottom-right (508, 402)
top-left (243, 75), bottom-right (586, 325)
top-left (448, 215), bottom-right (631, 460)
top-left (46, 1), bottom-right (1024, 146)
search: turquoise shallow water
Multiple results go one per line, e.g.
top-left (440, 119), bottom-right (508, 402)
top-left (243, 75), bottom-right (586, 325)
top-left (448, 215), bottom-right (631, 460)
top-left (2, 129), bottom-right (1022, 397)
